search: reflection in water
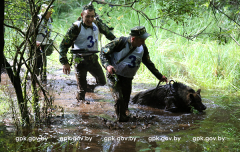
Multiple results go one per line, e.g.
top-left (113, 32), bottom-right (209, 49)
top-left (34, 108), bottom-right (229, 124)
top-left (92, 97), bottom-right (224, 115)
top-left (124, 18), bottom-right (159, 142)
top-left (0, 71), bottom-right (237, 151)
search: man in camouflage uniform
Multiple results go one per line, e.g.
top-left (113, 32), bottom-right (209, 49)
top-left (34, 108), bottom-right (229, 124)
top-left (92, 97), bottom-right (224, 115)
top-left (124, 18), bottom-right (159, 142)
top-left (100, 26), bottom-right (168, 122)
top-left (36, 4), bottom-right (54, 79)
top-left (59, 4), bottom-right (115, 104)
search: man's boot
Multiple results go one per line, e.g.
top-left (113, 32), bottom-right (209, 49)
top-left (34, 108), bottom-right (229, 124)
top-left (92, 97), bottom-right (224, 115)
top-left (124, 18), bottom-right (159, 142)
top-left (86, 84), bottom-right (97, 92)
top-left (118, 103), bottom-right (129, 122)
top-left (115, 103), bottom-right (128, 122)
top-left (115, 103), bottom-right (120, 120)
top-left (76, 91), bottom-right (89, 104)
top-left (124, 101), bottom-right (130, 116)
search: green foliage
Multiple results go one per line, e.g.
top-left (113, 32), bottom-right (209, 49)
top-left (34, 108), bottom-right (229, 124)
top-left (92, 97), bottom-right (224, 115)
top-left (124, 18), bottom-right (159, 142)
top-left (156, 0), bottom-right (199, 24)
top-left (93, 0), bottom-right (204, 32)
top-left (3, 0), bottom-right (58, 125)
top-left (50, 0), bottom-right (240, 92)
top-left (0, 89), bottom-right (10, 116)
top-left (210, 0), bottom-right (240, 19)
top-left (53, 0), bottom-right (81, 17)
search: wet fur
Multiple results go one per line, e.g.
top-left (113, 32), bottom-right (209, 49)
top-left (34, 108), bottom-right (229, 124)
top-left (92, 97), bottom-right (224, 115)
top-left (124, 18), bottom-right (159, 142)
top-left (132, 81), bottom-right (206, 113)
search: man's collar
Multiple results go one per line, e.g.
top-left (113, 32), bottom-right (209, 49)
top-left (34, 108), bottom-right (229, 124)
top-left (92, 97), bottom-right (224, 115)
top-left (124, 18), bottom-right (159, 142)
top-left (81, 21), bottom-right (93, 29)
top-left (127, 36), bottom-right (135, 50)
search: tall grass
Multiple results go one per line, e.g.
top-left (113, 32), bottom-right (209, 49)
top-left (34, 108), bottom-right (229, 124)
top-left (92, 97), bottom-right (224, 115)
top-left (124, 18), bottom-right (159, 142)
top-left (50, 0), bottom-right (240, 92)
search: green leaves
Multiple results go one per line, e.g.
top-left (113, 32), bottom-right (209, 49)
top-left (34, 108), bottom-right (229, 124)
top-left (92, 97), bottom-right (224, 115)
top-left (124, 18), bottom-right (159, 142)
top-left (156, 0), bottom-right (199, 24)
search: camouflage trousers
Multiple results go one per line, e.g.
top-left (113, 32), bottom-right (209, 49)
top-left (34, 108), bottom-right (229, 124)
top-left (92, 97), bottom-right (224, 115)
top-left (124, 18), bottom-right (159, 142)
top-left (36, 46), bottom-right (44, 70)
top-left (74, 54), bottom-right (106, 100)
top-left (36, 45), bottom-right (46, 78)
top-left (107, 73), bottom-right (133, 120)
top-left (36, 44), bottom-right (54, 75)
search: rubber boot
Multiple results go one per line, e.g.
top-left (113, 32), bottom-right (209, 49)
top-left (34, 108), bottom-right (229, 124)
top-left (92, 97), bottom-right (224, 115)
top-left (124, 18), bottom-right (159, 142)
top-left (86, 84), bottom-right (97, 92)
top-left (114, 102), bottom-right (120, 120)
top-left (124, 101), bottom-right (130, 116)
top-left (118, 102), bottom-right (129, 122)
top-left (76, 91), bottom-right (90, 104)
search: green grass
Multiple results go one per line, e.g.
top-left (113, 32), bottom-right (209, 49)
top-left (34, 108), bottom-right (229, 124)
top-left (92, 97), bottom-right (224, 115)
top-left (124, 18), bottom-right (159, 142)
top-left (0, 86), bottom-right (13, 118)
top-left (50, 1), bottom-right (240, 94)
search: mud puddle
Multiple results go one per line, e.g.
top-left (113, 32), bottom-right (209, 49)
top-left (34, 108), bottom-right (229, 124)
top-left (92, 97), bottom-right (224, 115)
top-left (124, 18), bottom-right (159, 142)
top-left (0, 69), bottom-right (216, 151)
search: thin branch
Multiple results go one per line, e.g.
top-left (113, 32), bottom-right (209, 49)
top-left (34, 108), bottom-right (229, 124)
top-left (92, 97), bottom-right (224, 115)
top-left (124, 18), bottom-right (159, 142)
top-left (131, 7), bottom-right (158, 38)
top-left (92, 0), bottom-right (204, 40)
top-left (190, 22), bottom-right (212, 39)
top-left (230, 34), bottom-right (240, 46)
top-left (149, 16), bottom-right (162, 20)
top-left (3, 23), bottom-right (25, 36)
top-left (137, 12), bottom-right (140, 26)
top-left (154, 26), bottom-right (193, 41)
top-left (210, 1), bottom-right (240, 27)
top-left (92, 0), bottom-right (135, 7)
top-left (22, 57), bottom-right (50, 103)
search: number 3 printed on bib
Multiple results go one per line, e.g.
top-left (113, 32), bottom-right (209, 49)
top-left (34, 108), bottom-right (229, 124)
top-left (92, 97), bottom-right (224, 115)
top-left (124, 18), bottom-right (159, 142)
top-left (87, 36), bottom-right (95, 48)
top-left (128, 55), bottom-right (136, 68)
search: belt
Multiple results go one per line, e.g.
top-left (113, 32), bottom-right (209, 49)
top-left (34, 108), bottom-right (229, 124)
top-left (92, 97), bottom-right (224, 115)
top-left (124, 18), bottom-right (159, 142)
top-left (76, 53), bottom-right (95, 60)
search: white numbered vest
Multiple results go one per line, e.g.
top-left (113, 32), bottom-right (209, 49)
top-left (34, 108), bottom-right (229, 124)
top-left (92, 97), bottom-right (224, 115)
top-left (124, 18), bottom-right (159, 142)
top-left (36, 15), bottom-right (52, 45)
top-left (111, 43), bottom-right (144, 78)
top-left (73, 21), bottom-right (99, 51)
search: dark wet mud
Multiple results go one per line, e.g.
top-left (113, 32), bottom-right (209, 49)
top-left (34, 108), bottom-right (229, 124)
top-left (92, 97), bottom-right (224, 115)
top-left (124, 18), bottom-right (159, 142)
top-left (0, 70), bottom-right (225, 151)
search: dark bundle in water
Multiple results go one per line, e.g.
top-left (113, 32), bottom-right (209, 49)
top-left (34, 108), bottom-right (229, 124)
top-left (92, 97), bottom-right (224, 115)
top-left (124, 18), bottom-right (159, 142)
top-left (132, 81), bottom-right (206, 113)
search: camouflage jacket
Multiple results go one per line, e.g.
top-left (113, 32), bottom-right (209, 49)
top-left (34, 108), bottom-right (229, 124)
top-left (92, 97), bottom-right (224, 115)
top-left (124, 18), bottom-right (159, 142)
top-left (36, 14), bottom-right (53, 45)
top-left (59, 19), bottom-right (116, 65)
top-left (100, 36), bottom-right (163, 80)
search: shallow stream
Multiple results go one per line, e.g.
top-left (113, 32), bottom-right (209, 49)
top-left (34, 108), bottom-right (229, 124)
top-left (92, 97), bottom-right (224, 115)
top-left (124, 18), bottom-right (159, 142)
top-left (0, 70), bottom-right (239, 151)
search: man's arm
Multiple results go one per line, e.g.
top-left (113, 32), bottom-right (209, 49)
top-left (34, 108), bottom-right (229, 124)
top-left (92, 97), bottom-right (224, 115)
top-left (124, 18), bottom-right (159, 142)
top-left (96, 20), bottom-right (116, 41)
top-left (100, 37), bottom-right (121, 69)
top-left (59, 24), bottom-right (79, 65)
top-left (142, 45), bottom-right (167, 82)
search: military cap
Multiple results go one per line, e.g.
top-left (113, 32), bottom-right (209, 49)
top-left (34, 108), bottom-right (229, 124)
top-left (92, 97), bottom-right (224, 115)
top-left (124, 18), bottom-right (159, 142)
top-left (41, 4), bottom-right (54, 13)
top-left (130, 26), bottom-right (151, 39)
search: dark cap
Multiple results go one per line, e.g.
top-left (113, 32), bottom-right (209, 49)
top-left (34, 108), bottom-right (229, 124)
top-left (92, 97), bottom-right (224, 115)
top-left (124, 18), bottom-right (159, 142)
top-left (129, 26), bottom-right (151, 39)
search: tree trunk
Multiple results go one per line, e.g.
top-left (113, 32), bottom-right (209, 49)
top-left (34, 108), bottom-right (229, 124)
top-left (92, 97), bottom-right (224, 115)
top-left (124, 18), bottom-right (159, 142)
top-left (31, 77), bottom-right (40, 122)
top-left (0, 0), bottom-right (4, 82)
top-left (3, 56), bottom-right (30, 125)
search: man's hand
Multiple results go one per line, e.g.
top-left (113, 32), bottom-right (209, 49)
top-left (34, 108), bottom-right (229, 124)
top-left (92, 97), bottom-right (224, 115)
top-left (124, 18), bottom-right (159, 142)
top-left (107, 65), bottom-right (116, 74)
top-left (160, 75), bottom-right (168, 83)
top-left (63, 64), bottom-right (71, 75)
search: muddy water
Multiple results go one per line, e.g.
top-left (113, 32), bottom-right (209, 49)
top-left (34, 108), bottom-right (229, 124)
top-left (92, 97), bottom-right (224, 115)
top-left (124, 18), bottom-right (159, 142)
top-left (0, 71), bottom-right (236, 151)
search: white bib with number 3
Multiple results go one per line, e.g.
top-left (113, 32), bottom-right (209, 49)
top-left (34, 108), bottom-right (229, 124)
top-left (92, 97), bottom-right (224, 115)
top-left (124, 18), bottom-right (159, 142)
top-left (73, 21), bottom-right (99, 51)
top-left (112, 43), bottom-right (144, 78)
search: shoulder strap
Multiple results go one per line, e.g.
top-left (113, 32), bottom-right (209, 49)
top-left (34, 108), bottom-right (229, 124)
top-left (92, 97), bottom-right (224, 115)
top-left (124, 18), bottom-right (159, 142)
top-left (77, 22), bottom-right (82, 36)
top-left (115, 37), bottom-right (146, 65)
top-left (72, 20), bottom-right (82, 48)
top-left (113, 36), bottom-right (128, 64)
top-left (114, 36), bottom-right (128, 52)
top-left (116, 46), bottom-right (136, 64)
